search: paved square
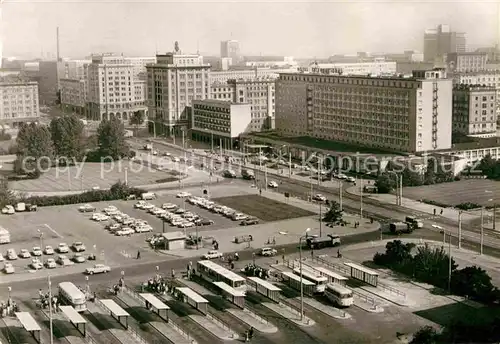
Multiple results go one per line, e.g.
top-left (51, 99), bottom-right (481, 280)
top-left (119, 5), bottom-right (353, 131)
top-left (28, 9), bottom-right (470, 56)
top-left (213, 194), bottom-right (315, 222)
top-left (403, 179), bottom-right (500, 207)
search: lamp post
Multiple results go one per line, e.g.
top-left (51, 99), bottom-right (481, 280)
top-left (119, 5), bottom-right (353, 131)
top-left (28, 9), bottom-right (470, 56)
top-left (387, 171), bottom-right (400, 206)
top-left (359, 178), bottom-right (363, 218)
top-left (37, 230), bottom-right (44, 267)
top-left (481, 206), bottom-right (484, 255)
top-left (48, 275), bottom-right (54, 344)
top-left (339, 180), bottom-right (343, 211)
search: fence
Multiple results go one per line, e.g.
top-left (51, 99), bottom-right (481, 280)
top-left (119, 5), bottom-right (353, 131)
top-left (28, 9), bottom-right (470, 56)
top-left (378, 281), bottom-right (406, 299)
top-left (206, 312), bottom-right (236, 338)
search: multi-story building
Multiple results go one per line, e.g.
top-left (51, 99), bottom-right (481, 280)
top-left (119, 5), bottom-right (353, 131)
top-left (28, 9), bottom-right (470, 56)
top-left (220, 40), bottom-right (240, 62)
top-left (209, 68), bottom-right (296, 84)
top-left (190, 99), bottom-right (251, 149)
top-left (60, 78), bottom-right (87, 116)
top-left (446, 52), bottom-right (488, 73)
top-left (124, 57), bottom-right (156, 80)
top-left (87, 54), bottom-right (147, 121)
top-left (424, 24), bottom-right (466, 63)
top-left (0, 80), bottom-right (39, 127)
top-left (452, 85), bottom-right (497, 137)
top-left (37, 60), bottom-right (65, 105)
top-left (62, 59), bottom-right (91, 79)
top-left (303, 60), bottom-right (397, 76)
top-left (453, 71), bottom-right (500, 116)
top-left (146, 53), bottom-right (211, 135)
top-left (210, 77), bottom-right (276, 131)
top-left (275, 69), bottom-right (453, 154)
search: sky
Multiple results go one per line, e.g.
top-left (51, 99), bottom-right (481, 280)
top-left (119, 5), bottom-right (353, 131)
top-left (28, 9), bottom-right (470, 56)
top-left (1, 0), bottom-right (499, 59)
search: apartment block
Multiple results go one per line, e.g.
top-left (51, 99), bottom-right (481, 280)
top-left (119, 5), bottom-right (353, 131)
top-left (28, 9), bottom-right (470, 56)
top-left (452, 85), bottom-right (497, 137)
top-left (453, 71), bottom-right (500, 115)
top-left (303, 60), bottom-right (397, 76)
top-left (146, 53), bottom-right (211, 135)
top-left (87, 54), bottom-right (147, 121)
top-left (447, 52), bottom-right (488, 73)
top-left (190, 99), bottom-right (251, 149)
top-left (209, 68), bottom-right (296, 84)
top-left (60, 78), bottom-right (87, 116)
top-left (275, 69), bottom-right (453, 154)
top-left (0, 80), bottom-right (39, 127)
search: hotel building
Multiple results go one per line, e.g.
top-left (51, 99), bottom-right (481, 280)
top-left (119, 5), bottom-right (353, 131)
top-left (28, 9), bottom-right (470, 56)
top-left (0, 80), bottom-right (39, 127)
top-left (275, 69), bottom-right (453, 154)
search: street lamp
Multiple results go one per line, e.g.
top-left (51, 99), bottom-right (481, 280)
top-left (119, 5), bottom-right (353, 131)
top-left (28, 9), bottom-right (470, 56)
top-left (37, 230), bottom-right (44, 267)
top-left (386, 171), bottom-right (400, 206)
top-left (48, 275), bottom-right (54, 344)
top-left (433, 224), bottom-right (453, 293)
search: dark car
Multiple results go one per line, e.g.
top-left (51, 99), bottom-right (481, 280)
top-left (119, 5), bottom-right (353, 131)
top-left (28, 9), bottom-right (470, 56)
top-left (196, 219), bottom-right (214, 226)
top-left (240, 218), bottom-right (259, 226)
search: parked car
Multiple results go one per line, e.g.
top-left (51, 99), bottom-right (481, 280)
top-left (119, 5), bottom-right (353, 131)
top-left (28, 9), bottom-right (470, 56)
top-left (45, 258), bottom-right (57, 269)
top-left (116, 228), bottom-right (135, 236)
top-left (19, 249), bottom-right (31, 259)
top-left (58, 243), bottom-right (70, 253)
top-left (1, 205), bottom-right (15, 215)
top-left (57, 255), bottom-right (74, 266)
top-left (259, 247), bottom-right (277, 256)
top-left (6, 249), bottom-right (17, 260)
top-left (44, 246), bottom-right (55, 255)
top-left (240, 218), bottom-right (259, 226)
top-left (106, 223), bottom-right (121, 231)
top-left (72, 242), bottom-right (86, 252)
top-left (79, 204), bottom-right (96, 212)
top-left (196, 219), bottom-right (214, 226)
top-left (203, 250), bottom-right (223, 260)
top-left (85, 264), bottom-right (111, 275)
top-left (268, 181), bottom-right (278, 188)
top-left (134, 201), bottom-right (147, 209)
top-left (162, 203), bottom-right (177, 210)
top-left (176, 191), bottom-right (192, 198)
top-left (31, 247), bottom-right (43, 256)
top-left (30, 258), bottom-right (43, 270)
top-left (3, 262), bottom-right (14, 274)
top-left (72, 253), bottom-right (86, 263)
top-left (312, 194), bottom-right (327, 202)
top-left (346, 176), bottom-right (356, 183)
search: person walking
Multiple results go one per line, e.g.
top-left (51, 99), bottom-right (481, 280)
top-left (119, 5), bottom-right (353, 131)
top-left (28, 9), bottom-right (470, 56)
top-left (136, 250), bottom-right (141, 259)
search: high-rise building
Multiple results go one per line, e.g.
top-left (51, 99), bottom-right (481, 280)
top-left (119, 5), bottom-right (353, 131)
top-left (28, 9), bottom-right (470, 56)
top-left (275, 69), bottom-right (453, 154)
top-left (446, 52), bottom-right (488, 73)
top-left (0, 80), bottom-right (39, 127)
top-left (423, 24), bottom-right (466, 62)
top-left (37, 60), bottom-right (65, 105)
top-left (452, 85), bottom-right (497, 137)
top-left (123, 57), bottom-right (157, 81)
top-left (220, 40), bottom-right (240, 62)
top-left (146, 53), bottom-right (211, 136)
top-left (60, 78), bottom-right (87, 116)
top-left (87, 54), bottom-right (147, 121)
top-left (452, 71), bottom-right (500, 116)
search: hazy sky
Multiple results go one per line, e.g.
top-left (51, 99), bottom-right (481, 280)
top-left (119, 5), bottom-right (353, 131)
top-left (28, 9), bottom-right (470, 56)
top-left (1, 0), bottom-right (499, 59)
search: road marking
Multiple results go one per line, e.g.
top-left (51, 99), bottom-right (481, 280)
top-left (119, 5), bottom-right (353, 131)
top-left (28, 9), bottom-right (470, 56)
top-left (44, 223), bottom-right (63, 238)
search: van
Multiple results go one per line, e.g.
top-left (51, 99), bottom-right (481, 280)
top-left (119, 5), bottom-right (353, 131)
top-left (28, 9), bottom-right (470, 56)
top-left (141, 192), bottom-right (156, 200)
top-left (15, 202), bottom-right (26, 212)
top-left (405, 216), bottom-right (423, 228)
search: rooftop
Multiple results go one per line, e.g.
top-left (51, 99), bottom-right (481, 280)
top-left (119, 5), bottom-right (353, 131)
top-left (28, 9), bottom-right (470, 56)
top-left (444, 137), bottom-right (500, 151)
top-left (193, 99), bottom-right (249, 106)
top-left (453, 84), bottom-right (497, 91)
top-left (278, 69), bottom-right (447, 82)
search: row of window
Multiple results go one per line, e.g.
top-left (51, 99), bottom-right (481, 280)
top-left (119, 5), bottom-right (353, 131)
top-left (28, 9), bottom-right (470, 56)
top-left (280, 74), bottom-right (419, 89)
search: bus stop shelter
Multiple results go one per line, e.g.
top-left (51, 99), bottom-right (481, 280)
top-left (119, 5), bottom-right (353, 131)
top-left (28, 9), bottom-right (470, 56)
top-left (99, 299), bottom-right (130, 329)
top-left (175, 287), bottom-right (209, 315)
top-left (15, 312), bottom-right (41, 343)
top-left (313, 267), bottom-right (348, 286)
top-left (59, 305), bottom-right (87, 336)
top-left (247, 277), bottom-right (281, 303)
top-left (139, 293), bottom-right (170, 321)
top-left (344, 262), bottom-right (379, 287)
top-left (212, 281), bottom-right (245, 309)
top-left (281, 271), bottom-right (315, 296)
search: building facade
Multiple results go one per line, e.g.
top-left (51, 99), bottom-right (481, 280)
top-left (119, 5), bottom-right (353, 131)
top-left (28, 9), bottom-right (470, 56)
top-left (210, 77), bottom-right (276, 131)
top-left (87, 54), bottom-right (147, 121)
top-left (37, 60), bottom-right (65, 105)
top-left (446, 52), bottom-right (488, 73)
top-left (220, 40), bottom-right (240, 62)
top-left (124, 57), bottom-right (156, 81)
top-left (62, 60), bottom-right (91, 79)
top-left (146, 53), bottom-right (211, 135)
top-left (60, 78), bottom-right (87, 116)
top-left (304, 60), bottom-right (397, 76)
top-left (424, 24), bottom-right (466, 62)
top-left (209, 68), bottom-right (296, 84)
top-left (190, 99), bottom-right (251, 149)
top-left (453, 71), bottom-right (500, 116)
top-left (0, 80), bottom-right (39, 127)
top-left (275, 69), bottom-right (453, 154)
top-left (452, 85), bottom-right (497, 137)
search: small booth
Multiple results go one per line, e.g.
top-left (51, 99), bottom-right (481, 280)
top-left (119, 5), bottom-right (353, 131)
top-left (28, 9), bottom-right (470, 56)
top-left (313, 266), bottom-right (349, 286)
top-left (59, 305), bottom-right (87, 336)
top-left (175, 287), bottom-right (209, 315)
top-left (161, 231), bottom-right (187, 251)
top-left (98, 299), bottom-right (130, 329)
top-left (344, 262), bottom-right (379, 287)
top-left (280, 271), bottom-right (315, 296)
top-left (246, 276), bottom-right (281, 303)
top-left (15, 312), bottom-right (41, 343)
top-left (139, 293), bottom-right (170, 322)
top-left (212, 281), bottom-right (245, 309)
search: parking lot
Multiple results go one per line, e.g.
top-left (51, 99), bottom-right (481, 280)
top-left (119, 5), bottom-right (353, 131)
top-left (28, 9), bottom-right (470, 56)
top-left (402, 179), bottom-right (500, 207)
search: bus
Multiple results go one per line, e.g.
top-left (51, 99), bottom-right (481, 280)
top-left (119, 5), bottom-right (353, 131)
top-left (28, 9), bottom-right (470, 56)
top-left (197, 260), bottom-right (247, 294)
top-left (58, 282), bottom-right (87, 312)
top-left (292, 266), bottom-right (328, 293)
top-left (324, 283), bottom-right (354, 307)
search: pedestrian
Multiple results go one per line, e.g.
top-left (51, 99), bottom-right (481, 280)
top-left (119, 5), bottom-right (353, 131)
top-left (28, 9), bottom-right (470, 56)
top-left (137, 250), bottom-right (141, 259)
top-left (440, 209), bottom-right (443, 215)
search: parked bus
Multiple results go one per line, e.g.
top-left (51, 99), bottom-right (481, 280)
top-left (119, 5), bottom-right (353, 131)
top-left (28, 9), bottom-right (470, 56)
top-left (197, 260), bottom-right (247, 294)
top-left (324, 283), bottom-right (354, 307)
top-left (292, 266), bottom-right (328, 293)
top-left (58, 282), bottom-right (87, 312)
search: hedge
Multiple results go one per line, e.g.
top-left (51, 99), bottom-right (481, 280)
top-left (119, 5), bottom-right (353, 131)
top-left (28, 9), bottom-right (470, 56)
top-left (21, 182), bottom-right (145, 207)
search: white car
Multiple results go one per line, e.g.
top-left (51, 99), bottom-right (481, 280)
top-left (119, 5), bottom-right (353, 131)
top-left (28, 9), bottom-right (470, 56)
top-left (346, 176), bottom-right (356, 183)
top-left (57, 255), bottom-right (74, 266)
top-left (91, 213), bottom-right (109, 221)
top-left (79, 204), bottom-right (96, 212)
top-left (135, 225), bottom-right (153, 233)
top-left (72, 242), bottom-right (86, 252)
top-left (1, 205), bottom-right (15, 214)
top-left (45, 258), bottom-right (57, 269)
top-left (104, 206), bottom-right (118, 213)
top-left (268, 181), bottom-right (279, 188)
top-left (86, 264), bottom-right (111, 275)
top-left (3, 262), bottom-right (14, 274)
top-left (6, 249), bottom-right (17, 260)
top-left (32, 247), bottom-right (43, 256)
top-left (0, 254), bottom-right (4, 262)
top-left (178, 222), bottom-right (195, 228)
top-left (30, 258), bottom-right (43, 270)
top-left (72, 253), bottom-right (86, 263)
top-left (312, 194), bottom-right (327, 202)
top-left (162, 203), bottom-right (177, 210)
top-left (143, 203), bottom-right (155, 210)
top-left (176, 191), bottom-right (192, 198)
top-left (106, 223), bottom-right (121, 231)
top-left (44, 246), bottom-right (55, 255)
top-left (116, 228), bottom-right (135, 236)
top-left (19, 249), bottom-right (31, 259)
top-left (134, 201), bottom-right (147, 209)
top-left (57, 243), bottom-right (70, 253)
top-left (172, 157), bottom-right (180, 162)
top-left (203, 250), bottom-right (223, 260)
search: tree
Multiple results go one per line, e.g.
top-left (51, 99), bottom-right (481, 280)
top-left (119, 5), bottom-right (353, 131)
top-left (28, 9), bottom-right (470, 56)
top-left (409, 326), bottom-right (441, 344)
top-left (322, 201), bottom-right (343, 223)
top-left (15, 123), bottom-right (54, 175)
top-left (50, 115), bottom-right (85, 162)
top-left (129, 110), bottom-right (145, 137)
top-left (373, 240), bottom-right (415, 269)
top-left (0, 176), bottom-right (14, 207)
top-left (450, 266), bottom-right (495, 302)
top-left (478, 154), bottom-right (500, 180)
top-left (412, 243), bottom-right (457, 288)
top-left (97, 117), bottom-right (129, 160)
top-left (425, 158), bottom-right (453, 184)
top-left (375, 173), bottom-right (397, 193)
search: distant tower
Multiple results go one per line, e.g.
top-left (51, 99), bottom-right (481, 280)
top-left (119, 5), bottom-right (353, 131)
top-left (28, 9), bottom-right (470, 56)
top-left (0, 0), bottom-right (4, 68)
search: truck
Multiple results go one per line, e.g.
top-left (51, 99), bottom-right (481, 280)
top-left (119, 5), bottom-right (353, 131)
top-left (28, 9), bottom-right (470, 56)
top-left (389, 222), bottom-right (413, 234)
top-left (306, 234), bottom-right (341, 249)
top-left (241, 169), bottom-right (255, 180)
top-left (405, 216), bottom-right (423, 228)
top-left (0, 227), bottom-right (11, 244)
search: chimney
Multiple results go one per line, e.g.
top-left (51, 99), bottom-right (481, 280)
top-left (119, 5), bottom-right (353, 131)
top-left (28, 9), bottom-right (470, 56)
top-left (56, 27), bottom-right (60, 62)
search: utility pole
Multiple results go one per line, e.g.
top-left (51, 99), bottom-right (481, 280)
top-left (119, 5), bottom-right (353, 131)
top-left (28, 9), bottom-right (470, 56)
top-left (481, 207), bottom-right (484, 255)
top-left (359, 178), bottom-right (363, 218)
top-left (319, 203), bottom-right (322, 237)
top-left (339, 181), bottom-right (343, 210)
top-left (448, 232), bottom-right (452, 294)
top-left (458, 211), bottom-right (462, 249)
top-left (399, 175), bottom-right (403, 206)
top-left (288, 152), bottom-right (292, 178)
